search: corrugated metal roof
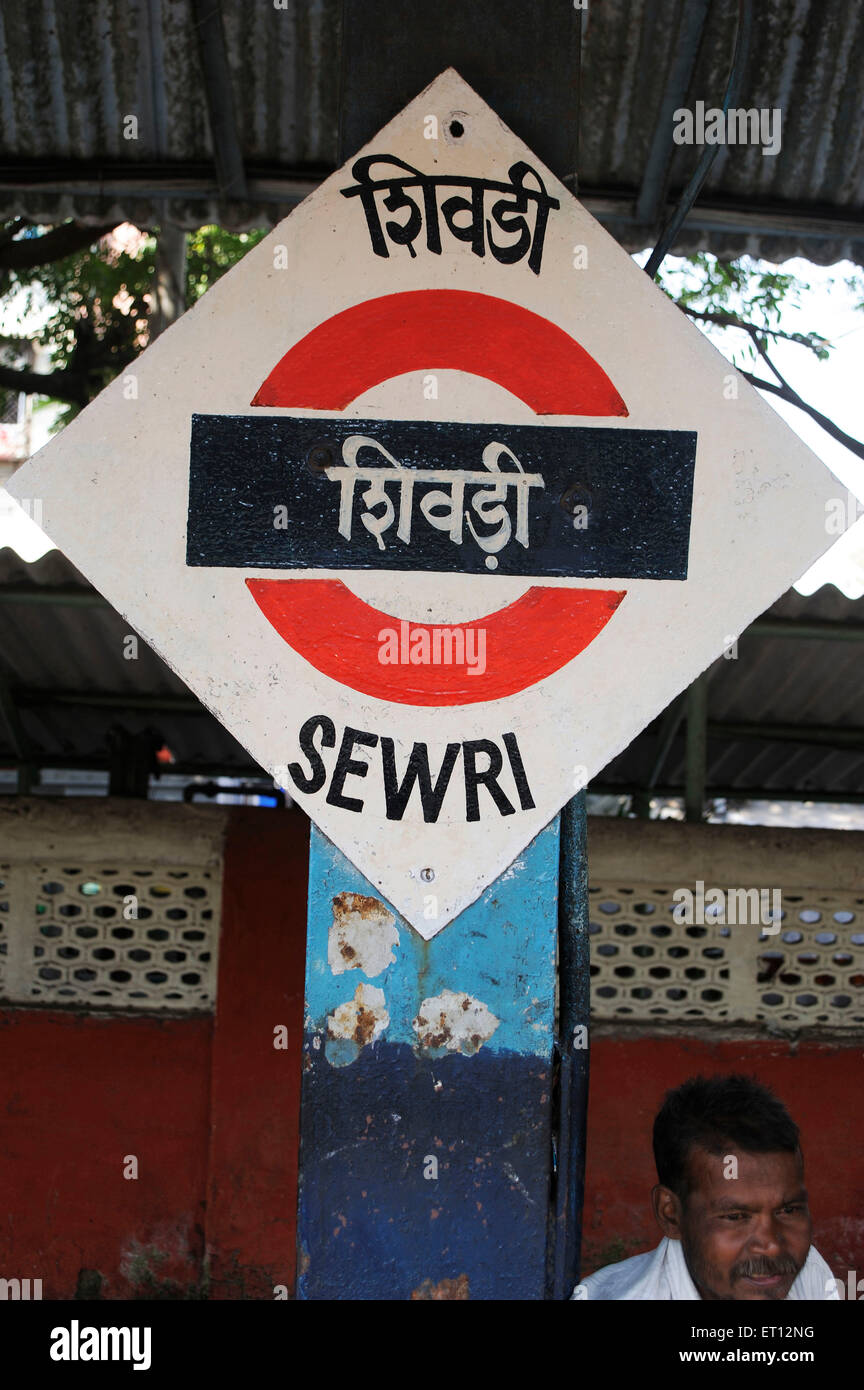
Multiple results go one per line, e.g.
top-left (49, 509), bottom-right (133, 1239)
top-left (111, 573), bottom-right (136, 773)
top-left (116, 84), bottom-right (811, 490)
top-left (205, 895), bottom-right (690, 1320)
top-left (0, 0), bottom-right (862, 265)
top-left (600, 586), bottom-right (864, 799)
top-left (1, 545), bottom-right (863, 799)
top-left (0, 545), bottom-right (250, 773)
top-left (0, 0), bottom-right (339, 230)
top-left (579, 0), bottom-right (864, 265)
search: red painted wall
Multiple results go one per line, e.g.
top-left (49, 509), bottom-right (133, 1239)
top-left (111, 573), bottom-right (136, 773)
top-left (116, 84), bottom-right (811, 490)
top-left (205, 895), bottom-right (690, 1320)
top-left (0, 1009), bottom-right (211, 1298)
top-left (205, 808), bottom-right (308, 1298)
top-left (582, 1036), bottom-right (864, 1284)
top-left (0, 806), bottom-right (308, 1300)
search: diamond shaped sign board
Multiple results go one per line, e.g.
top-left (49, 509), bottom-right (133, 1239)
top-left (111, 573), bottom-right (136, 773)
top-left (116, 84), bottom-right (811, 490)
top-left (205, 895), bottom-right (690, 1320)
top-left (6, 70), bottom-right (841, 938)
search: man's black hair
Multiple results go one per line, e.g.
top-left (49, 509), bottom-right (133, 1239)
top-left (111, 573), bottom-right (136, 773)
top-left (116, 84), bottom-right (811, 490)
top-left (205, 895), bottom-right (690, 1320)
top-left (653, 1073), bottom-right (801, 1199)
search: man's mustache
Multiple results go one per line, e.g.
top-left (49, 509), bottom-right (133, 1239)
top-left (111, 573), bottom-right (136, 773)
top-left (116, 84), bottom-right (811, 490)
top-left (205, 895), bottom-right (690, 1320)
top-left (732, 1255), bottom-right (800, 1282)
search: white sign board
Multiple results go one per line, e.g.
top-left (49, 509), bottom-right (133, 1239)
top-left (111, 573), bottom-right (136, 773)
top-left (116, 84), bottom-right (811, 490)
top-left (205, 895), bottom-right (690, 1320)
top-left (6, 70), bottom-right (841, 938)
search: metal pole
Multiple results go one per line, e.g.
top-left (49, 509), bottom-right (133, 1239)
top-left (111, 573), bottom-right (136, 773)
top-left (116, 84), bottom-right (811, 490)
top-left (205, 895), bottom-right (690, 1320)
top-left (685, 673), bottom-right (709, 822)
top-left (549, 791), bottom-right (590, 1298)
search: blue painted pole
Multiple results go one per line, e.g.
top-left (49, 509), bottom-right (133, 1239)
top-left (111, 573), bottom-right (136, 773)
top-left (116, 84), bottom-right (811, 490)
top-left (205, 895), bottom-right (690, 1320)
top-left (296, 818), bottom-right (563, 1300)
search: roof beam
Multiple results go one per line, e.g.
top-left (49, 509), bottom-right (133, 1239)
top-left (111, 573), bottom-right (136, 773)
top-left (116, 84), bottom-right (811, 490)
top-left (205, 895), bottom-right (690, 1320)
top-left (4, 762), bottom-right (864, 809)
top-left (13, 688), bottom-right (201, 713)
top-left (0, 674), bottom-right (35, 793)
top-left (0, 675), bottom-right (29, 758)
top-left (592, 784), bottom-right (864, 807)
top-left (190, 0), bottom-right (249, 201)
top-left (685, 672), bottom-right (709, 822)
top-left (635, 0), bottom-right (711, 227)
top-left (646, 692), bottom-right (687, 788)
top-left (707, 720), bottom-right (864, 750)
top-left (743, 618), bottom-right (864, 643)
top-left (0, 167), bottom-right (862, 251)
top-left (6, 695), bottom-right (864, 744)
top-left (0, 586), bottom-right (109, 605)
top-left (588, 193), bottom-right (864, 248)
top-left (0, 755), bottom-right (261, 777)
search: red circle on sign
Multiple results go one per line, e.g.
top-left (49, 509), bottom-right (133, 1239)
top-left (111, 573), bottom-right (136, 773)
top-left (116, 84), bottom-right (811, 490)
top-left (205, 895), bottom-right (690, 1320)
top-left (248, 288), bottom-right (628, 705)
top-left (252, 289), bottom-right (628, 416)
top-left (246, 579), bottom-right (625, 706)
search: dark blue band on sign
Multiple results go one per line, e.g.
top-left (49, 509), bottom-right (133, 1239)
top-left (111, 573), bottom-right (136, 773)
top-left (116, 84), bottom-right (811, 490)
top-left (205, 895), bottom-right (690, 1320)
top-left (186, 415), bottom-right (696, 580)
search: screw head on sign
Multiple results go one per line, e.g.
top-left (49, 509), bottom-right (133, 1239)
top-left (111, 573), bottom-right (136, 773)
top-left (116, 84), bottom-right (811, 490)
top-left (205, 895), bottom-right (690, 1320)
top-left (420, 867), bottom-right (436, 883)
top-left (559, 482), bottom-right (592, 517)
top-left (306, 441), bottom-right (335, 474)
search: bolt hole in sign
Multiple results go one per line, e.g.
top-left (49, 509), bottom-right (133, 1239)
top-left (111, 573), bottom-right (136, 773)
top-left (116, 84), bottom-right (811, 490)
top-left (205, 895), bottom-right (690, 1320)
top-left (7, 71), bottom-right (840, 938)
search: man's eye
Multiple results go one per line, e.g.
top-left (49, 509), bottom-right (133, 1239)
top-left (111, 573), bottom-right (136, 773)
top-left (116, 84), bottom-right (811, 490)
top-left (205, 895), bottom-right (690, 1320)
top-left (722, 1212), bottom-right (747, 1221)
top-left (781, 1204), bottom-right (805, 1215)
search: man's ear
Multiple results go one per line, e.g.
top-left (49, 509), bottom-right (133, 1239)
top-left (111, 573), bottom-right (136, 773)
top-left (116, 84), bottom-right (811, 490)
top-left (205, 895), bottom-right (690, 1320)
top-left (652, 1183), bottom-right (683, 1238)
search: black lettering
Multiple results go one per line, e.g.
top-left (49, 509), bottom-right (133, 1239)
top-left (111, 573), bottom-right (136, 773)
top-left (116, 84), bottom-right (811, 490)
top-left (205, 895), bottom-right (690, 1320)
top-left (502, 731), bottom-right (535, 810)
top-left (380, 738), bottom-right (461, 822)
top-left (463, 738), bottom-right (515, 822)
top-left (326, 726), bottom-right (379, 812)
top-left (287, 715), bottom-right (335, 794)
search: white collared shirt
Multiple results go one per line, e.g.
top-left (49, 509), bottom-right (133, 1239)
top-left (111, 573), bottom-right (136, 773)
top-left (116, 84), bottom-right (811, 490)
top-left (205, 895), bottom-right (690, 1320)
top-left (571, 1237), bottom-right (840, 1300)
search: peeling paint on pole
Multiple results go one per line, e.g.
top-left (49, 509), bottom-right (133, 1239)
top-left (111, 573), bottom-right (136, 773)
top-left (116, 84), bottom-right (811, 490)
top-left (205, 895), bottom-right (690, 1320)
top-left (412, 990), bottom-right (500, 1055)
top-left (296, 817), bottom-right (559, 1300)
top-left (325, 983), bottom-right (390, 1067)
top-left (327, 892), bottom-right (399, 977)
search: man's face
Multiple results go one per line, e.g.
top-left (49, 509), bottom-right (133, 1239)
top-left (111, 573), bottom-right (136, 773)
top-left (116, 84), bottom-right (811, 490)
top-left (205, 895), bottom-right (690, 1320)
top-left (654, 1146), bottom-right (812, 1301)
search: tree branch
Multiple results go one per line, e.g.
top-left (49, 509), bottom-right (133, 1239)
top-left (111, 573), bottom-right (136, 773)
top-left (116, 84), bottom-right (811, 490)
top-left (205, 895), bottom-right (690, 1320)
top-left (0, 221), bottom-right (118, 271)
top-left (0, 219), bottom-right (26, 251)
top-left (738, 368), bottom-right (864, 462)
top-left (681, 305), bottom-right (829, 355)
top-left (0, 362), bottom-right (88, 406)
top-left (678, 302), bottom-right (864, 462)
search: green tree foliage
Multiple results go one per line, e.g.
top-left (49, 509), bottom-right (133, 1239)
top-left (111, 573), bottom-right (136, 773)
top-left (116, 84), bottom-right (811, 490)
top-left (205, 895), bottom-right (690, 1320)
top-left (0, 221), bottom-right (266, 424)
top-left (653, 252), bottom-right (864, 460)
top-left (656, 252), bottom-right (832, 363)
top-left (184, 224), bottom-right (267, 304)
top-left (0, 223), bottom-right (861, 456)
